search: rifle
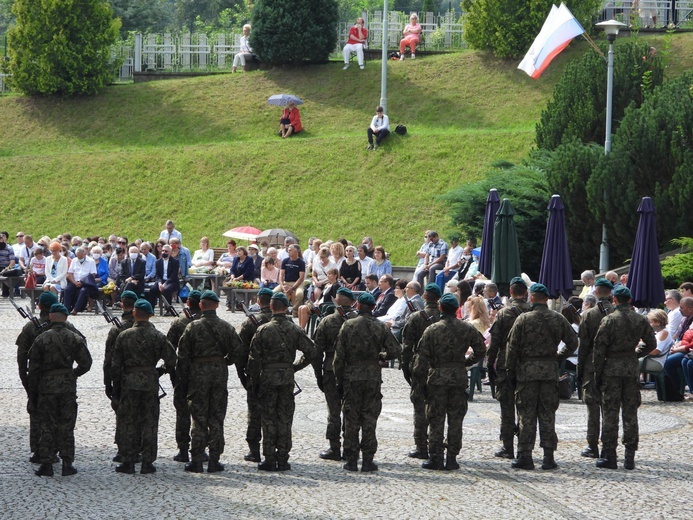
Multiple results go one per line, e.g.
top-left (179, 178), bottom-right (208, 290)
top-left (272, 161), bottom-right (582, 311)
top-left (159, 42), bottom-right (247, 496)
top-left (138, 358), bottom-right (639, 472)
top-left (293, 381), bottom-right (302, 396)
top-left (160, 294), bottom-right (180, 317)
top-left (96, 300), bottom-right (123, 329)
top-left (336, 302), bottom-right (358, 319)
top-left (403, 295), bottom-right (432, 321)
top-left (10, 297), bottom-right (49, 333)
top-left (238, 301), bottom-right (269, 328)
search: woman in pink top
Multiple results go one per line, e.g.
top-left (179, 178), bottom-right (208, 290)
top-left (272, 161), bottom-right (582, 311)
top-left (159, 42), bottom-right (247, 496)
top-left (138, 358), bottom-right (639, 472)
top-left (260, 256), bottom-right (280, 289)
top-left (399, 13), bottom-right (422, 60)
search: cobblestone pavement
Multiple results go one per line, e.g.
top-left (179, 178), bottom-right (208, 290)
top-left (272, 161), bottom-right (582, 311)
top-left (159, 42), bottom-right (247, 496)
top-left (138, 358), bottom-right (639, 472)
top-left (0, 301), bottom-right (691, 519)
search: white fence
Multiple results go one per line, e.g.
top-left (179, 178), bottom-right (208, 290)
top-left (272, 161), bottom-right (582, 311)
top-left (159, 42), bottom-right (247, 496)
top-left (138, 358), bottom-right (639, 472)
top-left (0, 73), bottom-right (10, 93)
top-left (599, 1), bottom-right (693, 27)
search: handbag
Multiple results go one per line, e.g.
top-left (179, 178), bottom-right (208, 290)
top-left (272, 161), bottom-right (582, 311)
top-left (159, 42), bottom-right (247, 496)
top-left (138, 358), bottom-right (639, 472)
top-left (25, 271), bottom-right (37, 289)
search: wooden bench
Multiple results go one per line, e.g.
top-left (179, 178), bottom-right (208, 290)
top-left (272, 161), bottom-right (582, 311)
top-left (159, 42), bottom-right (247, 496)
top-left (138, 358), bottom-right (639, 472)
top-left (19, 285), bottom-right (43, 313)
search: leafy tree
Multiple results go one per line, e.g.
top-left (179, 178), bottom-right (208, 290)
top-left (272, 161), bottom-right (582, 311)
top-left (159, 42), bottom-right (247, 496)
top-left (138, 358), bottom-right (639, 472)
top-left (536, 40), bottom-right (664, 151)
top-left (110, 0), bottom-right (174, 33)
top-left (586, 72), bottom-right (693, 267)
top-left (461, 0), bottom-right (601, 59)
top-left (4, 0), bottom-right (120, 96)
top-left (438, 161), bottom-right (551, 280)
top-left (0, 0), bottom-right (14, 33)
top-left (661, 238), bottom-right (693, 288)
top-left (250, 0), bottom-right (338, 64)
top-left (176, 0), bottom-right (243, 32)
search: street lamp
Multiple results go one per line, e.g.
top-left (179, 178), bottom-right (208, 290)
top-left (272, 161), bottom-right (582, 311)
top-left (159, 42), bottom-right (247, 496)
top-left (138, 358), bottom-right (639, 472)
top-left (380, 0), bottom-right (389, 112)
top-left (595, 19), bottom-right (625, 273)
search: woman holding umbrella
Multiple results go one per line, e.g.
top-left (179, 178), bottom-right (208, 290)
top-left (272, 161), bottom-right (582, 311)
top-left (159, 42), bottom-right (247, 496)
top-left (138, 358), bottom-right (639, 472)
top-left (279, 101), bottom-right (302, 138)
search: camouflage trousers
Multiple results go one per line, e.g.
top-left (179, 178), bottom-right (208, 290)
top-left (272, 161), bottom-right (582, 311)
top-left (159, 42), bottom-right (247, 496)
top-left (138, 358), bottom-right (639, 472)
top-left (581, 372), bottom-right (601, 446)
top-left (410, 379), bottom-right (428, 447)
top-left (600, 376), bottom-right (641, 451)
top-left (245, 386), bottom-right (262, 451)
top-left (342, 380), bottom-right (382, 458)
top-left (37, 392), bottom-right (77, 464)
top-left (494, 370), bottom-right (516, 445)
top-left (173, 385), bottom-right (191, 450)
top-left (188, 379), bottom-right (228, 462)
top-left (259, 384), bottom-right (295, 463)
top-left (29, 404), bottom-right (39, 453)
top-left (426, 384), bottom-right (468, 457)
top-left (116, 389), bottom-right (160, 463)
top-left (323, 370), bottom-right (342, 443)
top-left (515, 380), bottom-right (559, 452)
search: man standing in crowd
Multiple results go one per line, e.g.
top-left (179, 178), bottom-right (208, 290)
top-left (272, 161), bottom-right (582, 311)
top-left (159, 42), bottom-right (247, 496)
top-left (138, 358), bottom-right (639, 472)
top-left (111, 299), bottom-right (177, 475)
top-left (414, 231), bottom-right (448, 291)
top-left (486, 277), bottom-right (530, 460)
top-left (177, 291), bottom-right (242, 473)
top-left (64, 247), bottom-right (98, 314)
top-left (401, 283), bottom-right (441, 460)
top-left (313, 287), bottom-right (358, 461)
top-left (413, 293), bottom-right (486, 470)
top-left (160, 220), bottom-right (182, 244)
top-left (28, 303), bottom-right (92, 477)
top-left (505, 283), bottom-right (578, 470)
top-left (593, 286), bottom-right (656, 470)
top-left (577, 278), bottom-right (615, 459)
top-left (334, 292), bottom-right (401, 472)
top-left (275, 244), bottom-right (306, 317)
top-left (247, 293), bottom-right (316, 471)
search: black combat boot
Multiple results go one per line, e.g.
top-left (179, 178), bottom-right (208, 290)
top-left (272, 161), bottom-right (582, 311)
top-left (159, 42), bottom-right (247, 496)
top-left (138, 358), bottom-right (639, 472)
top-left (596, 449), bottom-right (617, 469)
top-left (184, 461), bottom-right (204, 473)
top-left (207, 454), bottom-right (224, 473)
top-left (343, 455), bottom-right (358, 472)
top-left (541, 448), bottom-right (558, 470)
top-left (34, 463), bottom-right (54, 477)
top-left (511, 451), bottom-right (535, 470)
top-left (276, 459), bottom-right (291, 471)
top-left (115, 462), bottom-right (136, 474)
top-left (173, 447), bottom-right (189, 462)
top-left (408, 445), bottom-right (429, 460)
top-left (361, 454), bottom-right (378, 472)
top-left (112, 453), bottom-right (123, 463)
top-left (140, 462), bottom-right (156, 474)
top-left (244, 444), bottom-right (261, 462)
top-left (624, 448), bottom-right (636, 470)
top-left (62, 459), bottom-right (78, 476)
top-left (421, 455), bottom-right (445, 470)
top-left (29, 453), bottom-right (41, 464)
top-left (319, 440), bottom-right (342, 461)
top-left (258, 458), bottom-right (277, 471)
top-left (494, 441), bottom-right (514, 459)
top-left (580, 444), bottom-right (599, 458)
top-left (445, 454), bottom-right (460, 470)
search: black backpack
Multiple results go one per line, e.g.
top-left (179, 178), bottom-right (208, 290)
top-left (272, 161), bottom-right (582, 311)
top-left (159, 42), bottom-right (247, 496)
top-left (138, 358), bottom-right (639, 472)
top-left (395, 124), bottom-right (407, 136)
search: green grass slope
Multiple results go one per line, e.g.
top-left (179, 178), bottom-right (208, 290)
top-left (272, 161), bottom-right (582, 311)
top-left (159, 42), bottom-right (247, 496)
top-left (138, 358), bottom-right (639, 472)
top-left (1, 34), bottom-right (690, 264)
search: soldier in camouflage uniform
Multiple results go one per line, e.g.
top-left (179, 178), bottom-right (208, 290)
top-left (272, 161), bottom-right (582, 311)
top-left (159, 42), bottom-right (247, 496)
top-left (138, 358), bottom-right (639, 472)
top-left (166, 290), bottom-right (202, 462)
top-left (577, 278), bottom-right (614, 459)
top-left (413, 293), bottom-right (486, 470)
top-left (111, 299), bottom-right (177, 474)
top-left (593, 286), bottom-right (656, 470)
top-left (505, 283), bottom-right (578, 470)
top-left (177, 290), bottom-right (242, 473)
top-left (313, 287), bottom-right (358, 461)
top-left (247, 292), bottom-right (316, 471)
top-left (401, 282), bottom-right (441, 459)
top-left (28, 303), bottom-right (92, 477)
top-left (333, 292), bottom-right (401, 472)
top-left (103, 290), bottom-right (137, 463)
top-left (237, 288), bottom-right (274, 462)
top-left (487, 277), bottom-right (530, 459)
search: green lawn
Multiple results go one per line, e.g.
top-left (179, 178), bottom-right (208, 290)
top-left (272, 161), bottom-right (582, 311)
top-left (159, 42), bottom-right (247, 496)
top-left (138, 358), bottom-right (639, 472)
top-left (1, 33), bottom-right (690, 264)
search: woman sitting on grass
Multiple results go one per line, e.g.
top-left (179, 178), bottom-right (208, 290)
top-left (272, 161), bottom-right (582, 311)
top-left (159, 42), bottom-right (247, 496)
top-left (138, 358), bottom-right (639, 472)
top-left (279, 101), bottom-right (302, 138)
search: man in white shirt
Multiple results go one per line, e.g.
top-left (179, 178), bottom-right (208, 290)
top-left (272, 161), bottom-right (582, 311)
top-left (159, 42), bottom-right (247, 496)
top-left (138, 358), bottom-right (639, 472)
top-left (357, 244), bottom-right (375, 279)
top-left (665, 290), bottom-right (683, 339)
top-left (303, 237), bottom-right (317, 267)
top-left (13, 231), bottom-right (25, 260)
top-left (18, 234), bottom-right (37, 272)
top-left (434, 237), bottom-right (464, 292)
top-left (277, 237), bottom-right (295, 262)
top-left (159, 219), bottom-right (183, 244)
top-left (64, 247), bottom-right (98, 314)
top-left (366, 106), bottom-right (390, 151)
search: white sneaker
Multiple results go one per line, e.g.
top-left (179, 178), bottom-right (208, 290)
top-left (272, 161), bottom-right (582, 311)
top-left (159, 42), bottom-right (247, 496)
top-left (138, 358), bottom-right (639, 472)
top-left (366, 144), bottom-right (373, 150)
top-left (373, 144), bottom-right (378, 151)
top-left (359, 65), bottom-right (365, 70)
top-left (399, 55), bottom-right (404, 61)
top-left (411, 54), bottom-right (416, 59)
top-left (343, 64), bottom-right (349, 70)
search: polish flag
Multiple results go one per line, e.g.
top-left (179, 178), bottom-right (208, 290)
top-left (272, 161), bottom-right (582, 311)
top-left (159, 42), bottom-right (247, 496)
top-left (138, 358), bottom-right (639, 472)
top-left (518, 3), bottom-right (585, 79)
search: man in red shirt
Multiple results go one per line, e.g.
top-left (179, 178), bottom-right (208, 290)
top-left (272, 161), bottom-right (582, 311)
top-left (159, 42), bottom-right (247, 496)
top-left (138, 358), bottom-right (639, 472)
top-left (343, 17), bottom-right (368, 70)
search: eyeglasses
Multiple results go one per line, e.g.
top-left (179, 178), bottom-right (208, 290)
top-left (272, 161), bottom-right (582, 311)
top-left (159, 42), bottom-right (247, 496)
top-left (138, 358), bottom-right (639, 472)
top-left (16, 234), bottom-right (24, 238)
top-left (118, 241), bottom-right (126, 244)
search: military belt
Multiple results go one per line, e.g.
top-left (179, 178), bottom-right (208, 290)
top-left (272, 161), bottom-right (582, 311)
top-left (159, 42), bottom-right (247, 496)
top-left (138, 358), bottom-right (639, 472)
top-left (192, 356), bottom-right (225, 364)
top-left (349, 360), bottom-right (381, 367)
top-left (607, 351), bottom-right (636, 359)
top-left (263, 362), bottom-right (292, 369)
top-left (431, 362), bottom-right (464, 368)
top-left (124, 366), bottom-right (156, 374)
top-left (43, 367), bottom-right (72, 376)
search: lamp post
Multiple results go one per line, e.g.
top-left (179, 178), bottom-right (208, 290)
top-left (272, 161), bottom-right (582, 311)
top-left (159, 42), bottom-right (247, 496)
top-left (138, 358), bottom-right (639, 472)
top-left (380, 0), bottom-right (389, 112)
top-left (595, 19), bottom-right (625, 273)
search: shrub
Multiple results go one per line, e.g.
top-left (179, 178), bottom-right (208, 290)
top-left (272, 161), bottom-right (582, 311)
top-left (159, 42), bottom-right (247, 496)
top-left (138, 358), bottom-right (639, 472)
top-left (661, 238), bottom-right (693, 287)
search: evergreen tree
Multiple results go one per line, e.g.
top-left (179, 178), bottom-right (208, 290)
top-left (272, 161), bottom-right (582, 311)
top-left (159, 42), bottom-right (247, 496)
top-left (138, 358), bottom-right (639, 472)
top-left (250, 0), bottom-right (338, 64)
top-left (110, 0), bottom-right (174, 33)
top-left (5, 0), bottom-right (120, 96)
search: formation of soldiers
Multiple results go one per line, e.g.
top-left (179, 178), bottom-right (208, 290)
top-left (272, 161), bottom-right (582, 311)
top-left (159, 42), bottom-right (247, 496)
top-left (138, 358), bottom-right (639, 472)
top-left (16, 275), bottom-right (656, 477)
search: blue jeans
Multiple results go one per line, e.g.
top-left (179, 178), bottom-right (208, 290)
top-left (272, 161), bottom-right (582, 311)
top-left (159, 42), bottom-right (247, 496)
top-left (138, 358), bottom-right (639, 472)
top-left (663, 352), bottom-right (686, 392)
top-left (682, 357), bottom-right (693, 393)
top-left (435, 269), bottom-right (458, 293)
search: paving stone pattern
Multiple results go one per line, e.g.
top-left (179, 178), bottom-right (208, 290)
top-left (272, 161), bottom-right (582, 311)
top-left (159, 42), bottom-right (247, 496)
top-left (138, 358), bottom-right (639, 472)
top-left (0, 301), bottom-right (690, 519)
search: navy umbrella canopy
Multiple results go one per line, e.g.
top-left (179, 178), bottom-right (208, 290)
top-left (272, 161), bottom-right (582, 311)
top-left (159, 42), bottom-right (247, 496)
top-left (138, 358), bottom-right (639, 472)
top-left (479, 189), bottom-right (500, 277)
top-left (538, 195), bottom-right (574, 300)
top-left (491, 198), bottom-right (522, 295)
top-left (628, 197), bottom-right (665, 309)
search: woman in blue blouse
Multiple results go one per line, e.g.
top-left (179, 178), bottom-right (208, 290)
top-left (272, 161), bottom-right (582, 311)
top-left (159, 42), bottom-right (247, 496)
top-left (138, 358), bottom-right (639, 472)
top-left (371, 245), bottom-right (392, 279)
top-left (229, 246), bottom-right (255, 282)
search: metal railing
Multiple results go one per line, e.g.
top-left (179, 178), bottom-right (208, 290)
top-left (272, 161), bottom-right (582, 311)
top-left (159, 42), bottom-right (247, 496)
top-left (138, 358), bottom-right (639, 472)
top-left (599, 1), bottom-right (693, 28)
top-left (0, 73), bottom-right (10, 93)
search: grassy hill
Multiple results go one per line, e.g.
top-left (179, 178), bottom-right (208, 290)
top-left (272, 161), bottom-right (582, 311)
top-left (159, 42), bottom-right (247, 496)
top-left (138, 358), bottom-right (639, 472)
top-left (1, 33), bottom-right (690, 264)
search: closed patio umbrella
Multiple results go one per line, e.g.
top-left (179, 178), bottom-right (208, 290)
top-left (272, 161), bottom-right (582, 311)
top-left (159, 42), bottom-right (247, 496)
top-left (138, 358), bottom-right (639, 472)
top-left (538, 195), bottom-right (574, 300)
top-left (479, 189), bottom-right (500, 278)
top-left (628, 197), bottom-right (665, 309)
top-left (491, 198), bottom-right (522, 296)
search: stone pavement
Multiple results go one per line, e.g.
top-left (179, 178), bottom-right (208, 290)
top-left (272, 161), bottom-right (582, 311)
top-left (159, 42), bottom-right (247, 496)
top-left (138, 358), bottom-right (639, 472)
top-left (0, 300), bottom-right (690, 519)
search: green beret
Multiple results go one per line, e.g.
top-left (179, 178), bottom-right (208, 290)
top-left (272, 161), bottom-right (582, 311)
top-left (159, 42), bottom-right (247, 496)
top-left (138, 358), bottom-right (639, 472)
top-left (134, 299), bottom-right (154, 314)
top-left (613, 286), bottom-right (632, 299)
top-left (424, 283), bottom-right (442, 297)
top-left (529, 283), bottom-right (550, 296)
top-left (510, 277), bottom-right (526, 286)
top-left (49, 303), bottom-right (69, 315)
top-left (258, 288), bottom-right (275, 298)
top-left (358, 292), bottom-right (376, 306)
top-left (594, 278), bottom-right (614, 289)
top-left (271, 292), bottom-right (291, 307)
top-left (39, 291), bottom-right (59, 307)
top-left (336, 287), bottom-right (355, 300)
top-left (120, 290), bottom-right (138, 301)
top-left (200, 290), bottom-right (220, 302)
top-left (439, 293), bottom-right (460, 309)
top-left (188, 290), bottom-right (202, 301)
